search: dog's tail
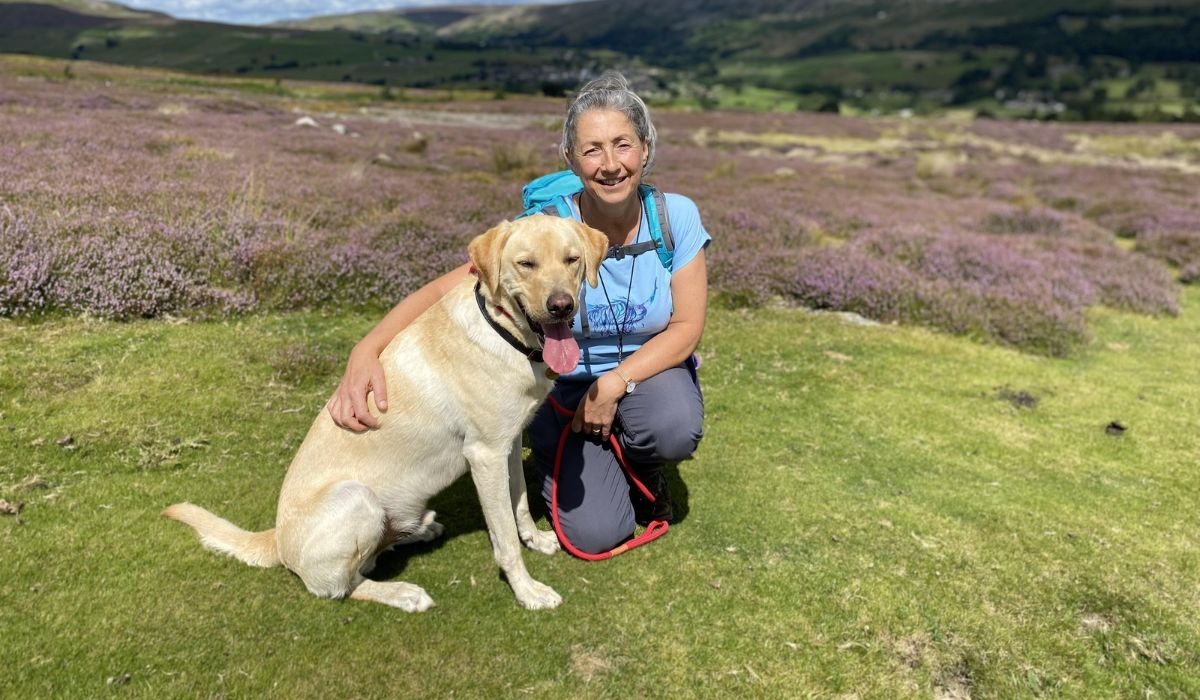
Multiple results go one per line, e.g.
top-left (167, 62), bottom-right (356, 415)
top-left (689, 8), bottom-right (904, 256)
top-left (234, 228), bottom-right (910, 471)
top-left (162, 502), bottom-right (281, 568)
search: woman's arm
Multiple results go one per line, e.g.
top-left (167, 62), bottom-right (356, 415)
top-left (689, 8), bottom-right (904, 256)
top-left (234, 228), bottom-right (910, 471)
top-left (572, 249), bottom-right (708, 436)
top-left (326, 262), bottom-right (473, 431)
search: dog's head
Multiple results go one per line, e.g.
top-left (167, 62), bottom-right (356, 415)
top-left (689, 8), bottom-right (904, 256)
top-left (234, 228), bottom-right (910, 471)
top-left (468, 215), bottom-right (609, 374)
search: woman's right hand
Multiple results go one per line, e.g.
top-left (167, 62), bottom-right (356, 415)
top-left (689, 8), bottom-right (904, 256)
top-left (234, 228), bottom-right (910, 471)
top-left (324, 262), bottom-right (472, 432)
top-left (326, 344), bottom-right (389, 431)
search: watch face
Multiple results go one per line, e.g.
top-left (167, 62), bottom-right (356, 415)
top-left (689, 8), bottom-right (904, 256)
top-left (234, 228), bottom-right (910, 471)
top-left (625, 380), bottom-right (636, 394)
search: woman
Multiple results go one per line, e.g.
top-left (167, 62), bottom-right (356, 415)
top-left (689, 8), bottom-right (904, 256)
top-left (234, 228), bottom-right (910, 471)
top-left (327, 71), bottom-right (709, 555)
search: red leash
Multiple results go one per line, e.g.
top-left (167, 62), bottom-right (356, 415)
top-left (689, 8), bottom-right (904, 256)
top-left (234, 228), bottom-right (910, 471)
top-left (545, 396), bottom-right (669, 560)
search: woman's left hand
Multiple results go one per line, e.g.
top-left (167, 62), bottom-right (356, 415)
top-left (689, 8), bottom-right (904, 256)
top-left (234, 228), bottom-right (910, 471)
top-left (571, 372), bottom-right (625, 439)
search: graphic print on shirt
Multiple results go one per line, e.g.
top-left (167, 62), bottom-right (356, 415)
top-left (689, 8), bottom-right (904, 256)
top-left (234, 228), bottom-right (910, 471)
top-left (586, 276), bottom-right (660, 336)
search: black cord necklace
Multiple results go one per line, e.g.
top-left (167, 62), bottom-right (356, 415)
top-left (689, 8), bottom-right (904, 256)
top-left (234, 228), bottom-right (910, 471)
top-left (597, 218), bottom-right (641, 362)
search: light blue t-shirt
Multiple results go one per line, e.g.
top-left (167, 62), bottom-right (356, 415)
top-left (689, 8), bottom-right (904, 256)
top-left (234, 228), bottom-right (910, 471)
top-left (560, 192), bottom-right (711, 381)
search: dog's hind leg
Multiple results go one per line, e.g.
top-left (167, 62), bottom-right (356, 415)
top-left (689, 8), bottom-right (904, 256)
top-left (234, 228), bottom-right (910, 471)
top-left (281, 480), bottom-right (434, 612)
top-left (349, 579), bottom-right (434, 612)
top-left (392, 509), bottom-right (445, 546)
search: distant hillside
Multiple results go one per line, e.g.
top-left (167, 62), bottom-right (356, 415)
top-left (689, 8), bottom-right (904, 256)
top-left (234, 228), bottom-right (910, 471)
top-left (2, 0), bottom-right (1198, 121)
top-left (271, 6), bottom-right (489, 34)
top-left (0, 0), bottom-right (160, 21)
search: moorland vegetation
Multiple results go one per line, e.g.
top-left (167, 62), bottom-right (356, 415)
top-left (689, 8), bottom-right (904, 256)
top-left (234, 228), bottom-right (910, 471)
top-left (3, 55), bottom-right (1198, 356)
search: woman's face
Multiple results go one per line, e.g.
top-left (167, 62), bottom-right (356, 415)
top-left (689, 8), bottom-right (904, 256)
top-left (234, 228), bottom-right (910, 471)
top-left (567, 108), bottom-right (647, 210)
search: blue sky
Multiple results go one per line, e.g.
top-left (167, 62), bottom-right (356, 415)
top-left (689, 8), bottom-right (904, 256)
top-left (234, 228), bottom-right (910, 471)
top-left (121, 0), bottom-right (577, 26)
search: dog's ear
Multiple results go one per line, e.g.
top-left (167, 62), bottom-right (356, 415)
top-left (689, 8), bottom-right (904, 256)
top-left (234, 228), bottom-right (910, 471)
top-left (577, 222), bottom-right (609, 289)
top-left (468, 220), bottom-right (513, 296)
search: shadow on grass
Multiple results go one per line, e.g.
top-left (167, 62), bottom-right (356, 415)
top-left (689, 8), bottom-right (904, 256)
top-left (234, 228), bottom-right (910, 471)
top-left (664, 461), bottom-right (691, 524)
top-left (367, 474), bottom-right (482, 581)
top-left (369, 456), bottom-right (693, 581)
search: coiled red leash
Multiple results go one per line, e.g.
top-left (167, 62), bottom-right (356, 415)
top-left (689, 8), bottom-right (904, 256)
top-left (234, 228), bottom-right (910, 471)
top-left (545, 396), bottom-right (669, 561)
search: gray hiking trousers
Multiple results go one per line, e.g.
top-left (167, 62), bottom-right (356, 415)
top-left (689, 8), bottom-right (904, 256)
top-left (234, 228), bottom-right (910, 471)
top-left (529, 363), bottom-right (704, 555)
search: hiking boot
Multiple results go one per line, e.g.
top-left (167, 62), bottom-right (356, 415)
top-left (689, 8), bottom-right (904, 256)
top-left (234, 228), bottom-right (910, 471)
top-left (631, 469), bottom-right (673, 526)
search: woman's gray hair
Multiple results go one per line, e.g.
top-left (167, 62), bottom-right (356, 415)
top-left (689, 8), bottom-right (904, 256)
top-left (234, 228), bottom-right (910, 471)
top-left (561, 71), bottom-right (657, 176)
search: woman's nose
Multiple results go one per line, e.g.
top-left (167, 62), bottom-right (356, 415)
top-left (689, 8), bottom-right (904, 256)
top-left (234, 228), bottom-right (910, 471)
top-left (599, 148), bottom-right (618, 171)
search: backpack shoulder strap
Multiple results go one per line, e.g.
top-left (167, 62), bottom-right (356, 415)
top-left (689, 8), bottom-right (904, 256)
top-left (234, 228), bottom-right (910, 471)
top-left (639, 184), bottom-right (674, 270)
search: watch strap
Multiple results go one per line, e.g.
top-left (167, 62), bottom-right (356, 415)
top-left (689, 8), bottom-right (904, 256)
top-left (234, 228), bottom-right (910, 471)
top-left (614, 367), bottom-right (636, 393)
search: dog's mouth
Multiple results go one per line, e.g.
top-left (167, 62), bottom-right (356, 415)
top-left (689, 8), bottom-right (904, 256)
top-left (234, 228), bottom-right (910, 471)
top-left (538, 320), bottom-right (579, 375)
top-left (512, 296), bottom-right (578, 375)
top-left (521, 300), bottom-right (580, 375)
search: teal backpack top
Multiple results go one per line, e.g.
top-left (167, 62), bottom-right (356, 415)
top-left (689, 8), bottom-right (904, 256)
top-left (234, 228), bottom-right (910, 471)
top-left (517, 170), bottom-right (675, 270)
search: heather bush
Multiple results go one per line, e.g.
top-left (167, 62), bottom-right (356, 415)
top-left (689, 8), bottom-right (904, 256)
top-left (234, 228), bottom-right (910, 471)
top-left (0, 216), bottom-right (49, 316)
top-left (784, 228), bottom-right (1176, 356)
top-left (1136, 229), bottom-right (1200, 282)
top-left (787, 238), bottom-right (1087, 356)
top-left (49, 231), bottom-right (193, 320)
top-left (0, 213), bottom-right (193, 319)
top-left (1018, 165), bottom-right (1200, 277)
top-left (2, 58), bottom-right (1197, 355)
top-left (705, 203), bottom-right (824, 306)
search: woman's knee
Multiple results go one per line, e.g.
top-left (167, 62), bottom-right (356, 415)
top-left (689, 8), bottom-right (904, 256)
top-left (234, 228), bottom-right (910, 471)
top-left (618, 367), bottom-right (703, 462)
top-left (557, 516), bottom-right (634, 555)
top-left (623, 409), bottom-right (703, 463)
top-left (550, 495), bottom-right (635, 555)
top-left (654, 424), bottom-right (703, 462)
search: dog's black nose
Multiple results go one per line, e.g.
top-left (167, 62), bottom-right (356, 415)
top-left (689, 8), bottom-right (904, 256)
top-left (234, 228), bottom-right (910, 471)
top-left (546, 292), bottom-right (575, 319)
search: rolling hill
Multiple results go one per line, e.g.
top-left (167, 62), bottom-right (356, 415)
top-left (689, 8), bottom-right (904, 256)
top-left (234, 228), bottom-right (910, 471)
top-left (1, 0), bottom-right (1198, 120)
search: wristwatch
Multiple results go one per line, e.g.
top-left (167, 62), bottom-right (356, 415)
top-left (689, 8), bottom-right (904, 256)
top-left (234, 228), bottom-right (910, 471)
top-left (613, 367), bottom-right (637, 394)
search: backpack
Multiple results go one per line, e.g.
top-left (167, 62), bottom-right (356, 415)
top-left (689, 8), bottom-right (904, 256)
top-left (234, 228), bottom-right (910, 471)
top-left (516, 170), bottom-right (675, 270)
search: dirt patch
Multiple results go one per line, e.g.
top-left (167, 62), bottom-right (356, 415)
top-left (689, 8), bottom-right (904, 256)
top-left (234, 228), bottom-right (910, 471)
top-left (1080, 612), bottom-right (1113, 634)
top-left (568, 644), bottom-right (615, 682)
top-left (934, 662), bottom-right (974, 700)
top-left (994, 386), bottom-right (1038, 409)
top-left (894, 633), bottom-right (932, 669)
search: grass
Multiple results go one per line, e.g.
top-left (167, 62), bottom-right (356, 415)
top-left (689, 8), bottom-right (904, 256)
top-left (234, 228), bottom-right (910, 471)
top-left (3, 285), bottom-right (1200, 697)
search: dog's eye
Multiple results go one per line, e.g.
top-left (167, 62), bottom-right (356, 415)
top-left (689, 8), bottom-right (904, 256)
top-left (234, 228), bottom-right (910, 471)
top-left (565, 255), bottom-right (580, 265)
top-left (517, 260), bottom-right (537, 269)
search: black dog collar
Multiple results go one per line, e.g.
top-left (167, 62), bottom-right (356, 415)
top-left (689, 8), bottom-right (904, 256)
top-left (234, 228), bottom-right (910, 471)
top-left (474, 282), bottom-right (544, 363)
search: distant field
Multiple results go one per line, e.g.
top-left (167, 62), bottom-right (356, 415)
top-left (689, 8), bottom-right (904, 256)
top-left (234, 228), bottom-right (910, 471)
top-left (3, 0), bottom-right (1199, 119)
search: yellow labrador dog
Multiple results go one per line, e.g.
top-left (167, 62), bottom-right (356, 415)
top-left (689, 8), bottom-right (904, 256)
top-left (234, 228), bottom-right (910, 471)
top-left (164, 215), bottom-right (608, 611)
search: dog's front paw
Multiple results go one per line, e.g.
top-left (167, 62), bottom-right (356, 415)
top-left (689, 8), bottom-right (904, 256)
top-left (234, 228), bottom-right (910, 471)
top-left (513, 578), bottom-right (562, 610)
top-left (522, 528), bottom-right (561, 556)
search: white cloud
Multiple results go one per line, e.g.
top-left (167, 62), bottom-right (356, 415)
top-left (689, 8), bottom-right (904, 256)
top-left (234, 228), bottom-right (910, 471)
top-left (121, 0), bottom-right (572, 26)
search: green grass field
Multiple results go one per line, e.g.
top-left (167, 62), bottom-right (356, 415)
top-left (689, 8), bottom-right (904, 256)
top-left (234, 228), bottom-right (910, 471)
top-left (3, 285), bottom-right (1199, 696)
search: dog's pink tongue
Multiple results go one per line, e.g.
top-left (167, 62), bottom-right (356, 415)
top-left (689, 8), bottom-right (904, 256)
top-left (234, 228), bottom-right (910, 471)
top-left (542, 321), bottom-right (579, 375)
